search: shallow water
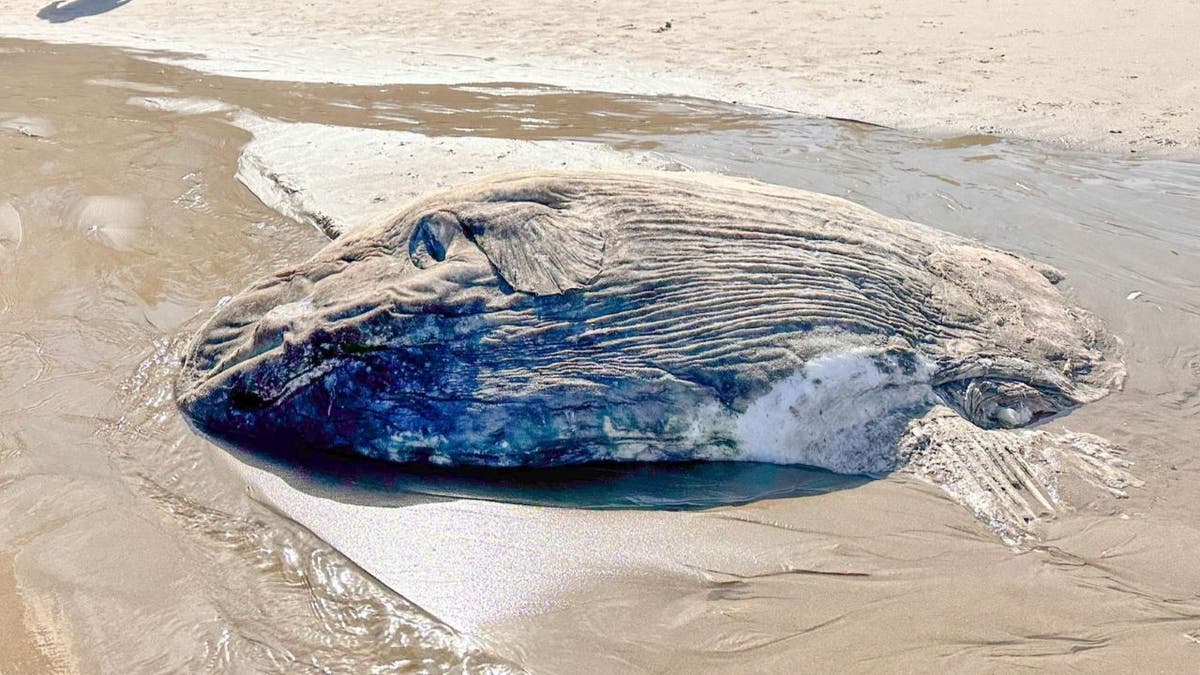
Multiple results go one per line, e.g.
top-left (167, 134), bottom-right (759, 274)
top-left (1, 38), bottom-right (1198, 672)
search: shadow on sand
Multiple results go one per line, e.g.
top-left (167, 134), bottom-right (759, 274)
top-left (217, 438), bottom-right (870, 511)
top-left (37, 0), bottom-right (131, 23)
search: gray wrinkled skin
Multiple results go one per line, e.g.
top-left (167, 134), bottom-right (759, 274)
top-left (177, 171), bottom-right (1134, 536)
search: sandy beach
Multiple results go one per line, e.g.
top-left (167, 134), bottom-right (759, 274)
top-left (2, 2), bottom-right (1199, 673)
top-left (1, 1), bottom-right (1199, 155)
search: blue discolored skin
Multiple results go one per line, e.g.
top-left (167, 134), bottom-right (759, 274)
top-left (182, 289), bottom-right (740, 467)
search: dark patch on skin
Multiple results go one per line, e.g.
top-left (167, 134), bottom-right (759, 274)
top-left (230, 388), bottom-right (269, 412)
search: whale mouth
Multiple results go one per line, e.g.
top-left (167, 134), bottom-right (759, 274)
top-left (926, 350), bottom-right (1107, 431)
top-left (934, 376), bottom-right (1076, 430)
top-left (964, 385), bottom-right (1062, 428)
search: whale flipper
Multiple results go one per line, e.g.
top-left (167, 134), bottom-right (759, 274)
top-left (899, 406), bottom-right (1141, 542)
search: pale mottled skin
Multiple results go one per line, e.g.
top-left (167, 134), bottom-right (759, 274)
top-left (176, 171), bottom-right (1131, 535)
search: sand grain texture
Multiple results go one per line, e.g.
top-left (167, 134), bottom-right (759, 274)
top-left (0, 1), bottom-right (1197, 154)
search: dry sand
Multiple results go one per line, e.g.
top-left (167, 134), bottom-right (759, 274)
top-left (231, 114), bottom-right (678, 237)
top-left (1, 1), bottom-right (1198, 155)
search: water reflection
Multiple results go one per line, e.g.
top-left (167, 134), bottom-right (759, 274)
top-left (218, 437), bottom-right (868, 511)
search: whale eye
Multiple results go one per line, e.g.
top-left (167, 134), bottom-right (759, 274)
top-left (409, 212), bottom-right (460, 268)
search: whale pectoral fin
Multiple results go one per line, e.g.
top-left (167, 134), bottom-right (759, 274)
top-left (897, 406), bottom-right (1141, 544)
top-left (453, 201), bottom-right (609, 295)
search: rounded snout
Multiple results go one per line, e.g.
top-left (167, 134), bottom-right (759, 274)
top-left (174, 229), bottom-right (525, 460)
top-left (177, 272), bottom-right (312, 396)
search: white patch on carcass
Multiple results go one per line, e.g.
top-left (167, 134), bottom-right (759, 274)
top-left (733, 349), bottom-right (937, 473)
top-left (682, 401), bottom-right (734, 446)
top-left (261, 299), bottom-right (313, 324)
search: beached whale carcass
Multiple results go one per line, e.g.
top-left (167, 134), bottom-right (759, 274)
top-left (176, 171), bottom-right (1136, 535)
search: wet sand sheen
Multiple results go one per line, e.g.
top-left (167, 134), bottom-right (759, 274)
top-left (0, 553), bottom-right (75, 675)
top-left (0, 38), bottom-right (519, 672)
top-left (1, 37), bottom-right (1199, 672)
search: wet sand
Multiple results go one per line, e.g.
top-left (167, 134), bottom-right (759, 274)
top-left (0, 40), bottom-right (519, 672)
top-left (2, 36), bottom-right (1200, 673)
top-left (1, 1), bottom-right (1198, 155)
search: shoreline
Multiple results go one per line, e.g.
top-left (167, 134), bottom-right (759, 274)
top-left (1, 1), bottom-right (1197, 158)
